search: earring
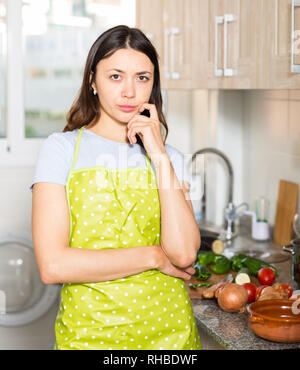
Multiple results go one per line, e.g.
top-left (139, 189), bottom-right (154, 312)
top-left (93, 89), bottom-right (97, 95)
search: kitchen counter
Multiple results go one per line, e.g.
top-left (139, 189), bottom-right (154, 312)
top-left (191, 231), bottom-right (300, 350)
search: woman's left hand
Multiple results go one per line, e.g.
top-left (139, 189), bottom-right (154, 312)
top-left (127, 103), bottom-right (167, 160)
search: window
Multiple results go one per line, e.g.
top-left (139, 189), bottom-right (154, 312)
top-left (0, 0), bottom-right (6, 139)
top-left (0, 0), bottom-right (135, 166)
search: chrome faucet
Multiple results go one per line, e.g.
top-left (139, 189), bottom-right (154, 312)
top-left (190, 147), bottom-right (247, 240)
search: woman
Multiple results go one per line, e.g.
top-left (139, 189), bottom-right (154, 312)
top-left (31, 25), bottom-right (201, 350)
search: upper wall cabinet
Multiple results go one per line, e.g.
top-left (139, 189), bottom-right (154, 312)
top-left (135, 0), bottom-right (164, 59)
top-left (136, 0), bottom-right (201, 89)
top-left (259, 0), bottom-right (300, 88)
top-left (206, 0), bottom-right (264, 89)
top-left (136, 0), bottom-right (300, 89)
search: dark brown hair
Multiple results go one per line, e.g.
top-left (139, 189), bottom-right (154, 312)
top-left (63, 24), bottom-right (168, 144)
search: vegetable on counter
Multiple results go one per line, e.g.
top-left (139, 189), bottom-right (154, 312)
top-left (257, 267), bottom-right (276, 286)
top-left (242, 282), bottom-right (257, 303)
top-left (235, 267), bottom-right (251, 285)
top-left (256, 282), bottom-right (289, 301)
top-left (230, 254), bottom-right (278, 277)
top-left (255, 285), bottom-right (268, 301)
top-left (211, 239), bottom-right (224, 255)
top-left (210, 257), bottom-right (231, 274)
top-left (230, 254), bottom-right (248, 272)
top-left (217, 283), bottom-right (248, 312)
top-left (202, 274), bottom-right (234, 299)
top-left (196, 251), bottom-right (215, 266)
top-left (192, 264), bottom-right (211, 281)
top-left (280, 283), bottom-right (293, 299)
top-left (197, 252), bottom-right (231, 275)
top-left (189, 282), bottom-right (213, 289)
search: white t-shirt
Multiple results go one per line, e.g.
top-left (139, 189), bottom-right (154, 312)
top-left (30, 128), bottom-right (191, 192)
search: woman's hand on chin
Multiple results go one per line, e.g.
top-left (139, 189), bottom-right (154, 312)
top-left (126, 103), bottom-right (167, 160)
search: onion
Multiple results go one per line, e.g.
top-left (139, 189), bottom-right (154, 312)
top-left (217, 283), bottom-right (248, 312)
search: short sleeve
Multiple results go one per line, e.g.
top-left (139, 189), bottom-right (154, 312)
top-left (165, 144), bottom-right (192, 188)
top-left (30, 133), bottom-right (73, 193)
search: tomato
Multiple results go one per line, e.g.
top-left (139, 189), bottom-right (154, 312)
top-left (243, 282), bottom-right (257, 303)
top-left (280, 283), bottom-right (293, 298)
top-left (255, 285), bottom-right (268, 301)
top-left (257, 267), bottom-right (276, 286)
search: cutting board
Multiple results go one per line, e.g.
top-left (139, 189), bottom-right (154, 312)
top-left (273, 179), bottom-right (299, 246)
top-left (185, 271), bottom-right (259, 299)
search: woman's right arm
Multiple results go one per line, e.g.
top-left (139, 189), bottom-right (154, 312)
top-left (32, 183), bottom-right (195, 284)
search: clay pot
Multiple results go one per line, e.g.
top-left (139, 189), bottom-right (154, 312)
top-left (247, 299), bottom-right (300, 343)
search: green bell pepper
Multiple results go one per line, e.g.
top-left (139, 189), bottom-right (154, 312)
top-left (193, 264), bottom-right (211, 280)
top-left (189, 282), bottom-right (213, 289)
top-left (210, 258), bottom-right (231, 274)
top-left (230, 253), bottom-right (248, 272)
top-left (196, 251), bottom-right (215, 266)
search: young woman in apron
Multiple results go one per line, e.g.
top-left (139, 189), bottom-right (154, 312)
top-left (32, 25), bottom-right (201, 350)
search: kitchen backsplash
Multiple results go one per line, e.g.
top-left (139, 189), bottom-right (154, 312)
top-left (242, 90), bottom-right (300, 227)
top-left (190, 89), bottom-right (300, 228)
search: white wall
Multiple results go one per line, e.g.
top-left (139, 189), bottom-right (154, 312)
top-left (0, 168), bottom-right (33, 233)
top-left (190, 89), bottom-right (300, 228)
top-left (164, 89), bottom-right (193, 154)
top-left (191, 89), bottom-right (244, 227)
top-left (242, 90), bottom-right (300, 226)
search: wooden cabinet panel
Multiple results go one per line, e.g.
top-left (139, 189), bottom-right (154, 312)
top-left (260, 0), bottom-right (300, 88)
top-left (162, 0), bottom-right (197, 89)
top-left (136, 0), bottom-right (199, 90)
top-left (136, 0), bottom-right (300, 90)
top-left (206, 0), bottom-right (225, 87)
top-left (206, 0), bottom-right (260, 89)
top-left (135, 0), bottom-right (164, 77)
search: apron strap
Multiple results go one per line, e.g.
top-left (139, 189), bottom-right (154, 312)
top-left (145, 153), bottom-right (152, 171)
top-left (70, 125), bottom-right (85, 172)
top-left (70, 126), bottom-right (154, 182)
top-left (145, 153), bottom-right (154, 185)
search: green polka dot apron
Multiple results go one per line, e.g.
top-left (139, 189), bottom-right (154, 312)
top-left (54, 126), bottom-right (201, 350)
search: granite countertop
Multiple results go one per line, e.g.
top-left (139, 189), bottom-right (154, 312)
top-left (191, 230), bottom-right (300, 350)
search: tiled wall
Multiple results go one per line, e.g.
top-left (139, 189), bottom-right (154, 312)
top-left (242, 90), bottom-right (300, 226)
top-left (191, 89), bottom-right (300, 228)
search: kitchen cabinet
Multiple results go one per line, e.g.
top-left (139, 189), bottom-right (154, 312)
top-left (136, 0), bottom-right (200, 89)
top-left (205, 0), bottom-right (260, 89)
top-left (136, 0), bottom-right (300, 89)
top-left (135, 0), bottom-right (164, 60)
top-left (136, 0), bottom-right (260, 89)
top-left (259, 0), bottom-right (300, 88)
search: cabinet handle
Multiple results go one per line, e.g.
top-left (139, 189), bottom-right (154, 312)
top-left (224, 14), bottom-right (235, 77)
top-left (170, 27), bottom-right (181, 79)
top-left (291, 0), bottom-right (300, 73)
top-left (164, 28), bottom-right (171, 79)
top-left (215, 16), bottom-right (224, 77)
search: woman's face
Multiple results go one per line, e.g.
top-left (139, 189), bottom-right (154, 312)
top-left (92, 48), bottom-right (154, 123)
